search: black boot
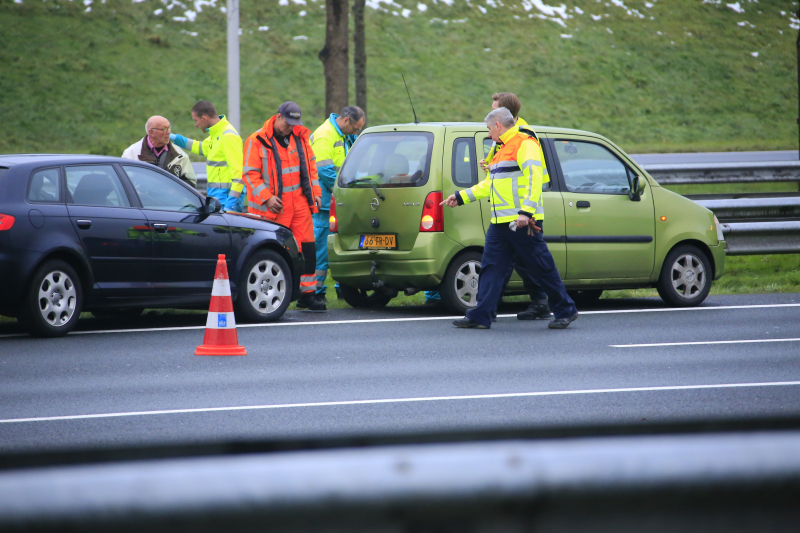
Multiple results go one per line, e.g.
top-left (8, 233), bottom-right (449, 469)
top-left (297, 292), bottom-right (326, 311)
top-left (517, 302), bottom-right (553, 320)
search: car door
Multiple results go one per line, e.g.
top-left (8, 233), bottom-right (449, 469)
top-left (550, 137), bottom-right (656, 280)
top-left (443, 133), bottom-right (485, 247)
top-left (121, 164), bottom-right (232, 296)
top-left (476, 133), bottom-right (567, 279)
top-left (65, 164), bottom-right (152, 295)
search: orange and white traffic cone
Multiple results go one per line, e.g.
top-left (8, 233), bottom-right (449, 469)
top-left (195, 254), bottom-right (247, 356)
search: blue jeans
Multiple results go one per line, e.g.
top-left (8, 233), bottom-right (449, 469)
top-left (313, 211), bottom-right (331, 294)
top-left (466, 222), bottom-right (576, 327)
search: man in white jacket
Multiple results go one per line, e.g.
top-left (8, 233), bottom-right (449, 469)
top-left (121, 116), bottom-right (196, 188)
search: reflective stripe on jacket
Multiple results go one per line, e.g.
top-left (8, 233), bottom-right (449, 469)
top-left (458, 125), bottom-right (545, 224)
top-left (184, 116), bottom-right (244, 210)
top-left (310, 113), bottom-right (356, 211)
top-left (485, 117), bottom-right (549, 185)
top-left (242, 114), bottom-right (321, 221)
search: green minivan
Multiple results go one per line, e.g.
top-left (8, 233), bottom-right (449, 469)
top-left (327, 123), bottom-right (726, 312)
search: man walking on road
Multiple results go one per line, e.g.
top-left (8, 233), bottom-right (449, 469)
top-left (441, 107), bottom-right (578, 330)
top-left (169, 101), bottom-right (245, 212)
top-left (121, 115), bottom-right (196, 187)
top-left (310, 106), bottom-right (365, 303)
top-left (242, 102), bottom-right (325, 311)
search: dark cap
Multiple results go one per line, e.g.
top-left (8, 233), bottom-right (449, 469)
top-left (278, 101), bottom-right (303, 126)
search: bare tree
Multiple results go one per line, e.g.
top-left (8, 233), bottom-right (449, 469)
top-left (353, 0), bottom-right (367, 116)
top-left (319, 0), bottom-right (349, 116)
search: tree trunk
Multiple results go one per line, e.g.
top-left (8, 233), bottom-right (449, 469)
top-left (353, 0), bottom-right (367, 116)
top-left (319, 0), bottom-right (349, 116)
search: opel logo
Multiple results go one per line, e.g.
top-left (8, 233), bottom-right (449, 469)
top-left (370, 198), bottom-right (380, 211)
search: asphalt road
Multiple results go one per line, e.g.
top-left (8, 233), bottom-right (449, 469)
top-left (1, 293), bottom-right (799, 454)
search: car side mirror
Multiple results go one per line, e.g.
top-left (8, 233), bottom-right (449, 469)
top-left (205, 196), bottom-right (222, 214)
top-left (629, 176), bottom-right (644, 202)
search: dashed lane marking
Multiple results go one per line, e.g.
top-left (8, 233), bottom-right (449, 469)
top-left (0, 303), bottom-right (798, 339)
top-left (612, 338), bottom-right (800, 348)
top-left (2, 380), bottom-right (799, 424)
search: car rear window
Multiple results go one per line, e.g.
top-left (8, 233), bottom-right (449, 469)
top-left (28, 168), bottom-right (61, 203)
top-left (338, 132), bottom-right (433, 188)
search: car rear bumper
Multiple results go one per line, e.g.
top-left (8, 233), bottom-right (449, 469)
top-left (0, 248), bottom-right (42, 316)
top-left (328, 232), bottom-right (462, 290)
top-left (710, 241), bottom-right (726, 280)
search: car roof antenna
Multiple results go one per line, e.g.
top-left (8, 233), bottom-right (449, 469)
top-left (402, 74), bottom-right (420, 124)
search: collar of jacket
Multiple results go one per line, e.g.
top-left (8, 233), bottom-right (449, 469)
top-left (515, 116), bottom-right (529, 127)
top-left (259, 114), bottom-right (310, 143)
top-left (206, 115), bottom-right (231, 137)
top-left (138, 137), bottom-right (178, 162)
top-left (329, 113), bottom-right (345, 137)
top-left (498, 125), bottom-right (521, 146)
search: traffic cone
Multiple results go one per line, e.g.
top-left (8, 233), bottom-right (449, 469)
top-left (195, 254), bottom-right (247, 356)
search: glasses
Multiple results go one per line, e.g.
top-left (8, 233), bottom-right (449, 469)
top-left (149, 126), bottom-right (171, 133)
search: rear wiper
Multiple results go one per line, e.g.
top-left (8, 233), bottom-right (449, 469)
top-left (348, 176), bottom-right (385, 201)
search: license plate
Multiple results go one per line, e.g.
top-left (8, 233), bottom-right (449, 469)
top-left (359, 234), bottom-right (397, 249)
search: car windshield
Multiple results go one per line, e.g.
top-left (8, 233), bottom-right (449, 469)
top-left (338, 132), bottom-right (433, 188)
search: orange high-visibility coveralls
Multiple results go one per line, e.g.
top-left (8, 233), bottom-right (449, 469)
top-left (243, 115), bottom-right (322, 296)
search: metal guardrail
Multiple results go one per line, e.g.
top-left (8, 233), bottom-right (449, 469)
top-left (642, 160), bottom-right (800, 186)
top-left (1, 427), bottom-right (799, 531)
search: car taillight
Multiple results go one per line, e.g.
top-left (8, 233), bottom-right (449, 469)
top-left (420, 192), bottom-right (443, 232)
top-left (329, 194), bottom-right (338, 233)
top-left (0, 213), bottom-right (15, 231)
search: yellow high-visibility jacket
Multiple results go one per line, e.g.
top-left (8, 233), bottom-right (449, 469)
top-left (484, 117), bottom-right (549, 185)
top-left (184, 116), bottom-right (244, 211)
top-left (457, 126), bottom-right (545, 223)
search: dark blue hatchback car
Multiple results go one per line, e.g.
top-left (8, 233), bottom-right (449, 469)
top-left (0, 154), bottom-right (303, 337)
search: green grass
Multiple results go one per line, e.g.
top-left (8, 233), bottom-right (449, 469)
top-left (1, 0), bottom-right (796, 155)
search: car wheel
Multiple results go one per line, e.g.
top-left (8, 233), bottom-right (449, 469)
top-left (441, 251), bottom-right (482, 314)
top-left (338, 284), bottom-right (394, 308)
top-left (91, 308), bottom-right (144, 319)
top-left (567, 289), bottom-right (603, 305)
top-left (235, 250), bottom-right (292, 322)
top-left (21, 260), bottom-right (83, 337)
top-left (657, 244), bottom-right (712, 307)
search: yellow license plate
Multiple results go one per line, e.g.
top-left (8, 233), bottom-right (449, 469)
top-left (359, 234), bottom-right (397, 249)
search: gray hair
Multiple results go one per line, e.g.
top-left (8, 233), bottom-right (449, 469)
top-left (484, 107), bottom-right (515, 128)
top-left (341, 106), bottom-right (365, 123)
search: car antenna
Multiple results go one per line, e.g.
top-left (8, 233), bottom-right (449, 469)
top-left (402, 74), bottom-right (420, 124)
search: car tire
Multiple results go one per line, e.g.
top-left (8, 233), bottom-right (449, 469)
top-left (20, 260), bottom-right (83, 337)
top-left (441, 250), bottom-right (483, 314)
top-left (91, 308), bottom-right (144, 319)
top-left (567, 289), bottom-right (603, 305)
top-left (656, 244), bottom-right (712, 307)
top-left (235, 249), bottom-right (293, 323)
top-left (338, 284), bottom-right (394, 308)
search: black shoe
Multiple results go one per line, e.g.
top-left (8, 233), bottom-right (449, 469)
top-left (297, 293), bottom-right (327, 311)
top-left (548, 312), bottom-right (579, 329)
top-left (491, 310), bottom-right (497, 322)
top-left (517, 303), bottom-right (553, 321)
top-left (452, 317), bottom-right (490, 329)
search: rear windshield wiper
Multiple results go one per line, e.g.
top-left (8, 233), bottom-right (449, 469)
top-left (347, 176), bottom-right (385, 201)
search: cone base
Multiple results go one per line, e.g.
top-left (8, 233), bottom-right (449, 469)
top-left (195, 344), bottom-right (247, 356)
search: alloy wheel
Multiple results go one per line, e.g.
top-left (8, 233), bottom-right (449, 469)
top-left (454, 259), bottom-right (481, 308)
top-left (37, 270), bottom-right (77, 327)
top-left (246, 260), bottom-right (287, 315)
top-left (670, 253), bottom-right (707, 300)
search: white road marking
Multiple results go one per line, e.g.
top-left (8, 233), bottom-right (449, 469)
top-left (0, 302), bottom-right (798, 338)
top-left (612, 338), bottom-right (800, 348)
top-left (2, 380), bottom-right (799, 424)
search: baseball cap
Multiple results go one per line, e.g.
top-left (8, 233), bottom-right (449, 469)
top-left (278, 101), bottom-right (303, 126)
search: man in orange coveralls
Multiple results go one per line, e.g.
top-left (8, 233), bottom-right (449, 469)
top-left (243, 102), bottom-right (325, 310)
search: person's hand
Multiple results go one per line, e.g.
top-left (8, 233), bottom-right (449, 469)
top-left (440, 194), bottom-right (459, 208)
top-left (479, 159), bottom-right (489, 172)
top-left (314, 196), bottom-right (322, 209)
top-left (266, 196), bottom-right (283, 214)
top-left (516, 214), bottom-right (531, 228)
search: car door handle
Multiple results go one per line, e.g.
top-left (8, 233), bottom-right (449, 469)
top-left (576, 201), bottom-right (591, 208)
top-left (76, 219), bottom-right (92, 229)
top-left (152, 223), bottom-right (169, 233)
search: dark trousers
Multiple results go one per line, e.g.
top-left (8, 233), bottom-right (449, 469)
top-left (466, 222), bottom-right (576, 327)
top-left (499, 223), bottom-right (548, 306)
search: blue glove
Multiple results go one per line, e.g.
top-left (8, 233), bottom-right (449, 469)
top-left (170, 133), bottom-right (189, 149)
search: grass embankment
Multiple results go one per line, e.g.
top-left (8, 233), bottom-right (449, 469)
top-left (1, 0), bottom-right (796, 155)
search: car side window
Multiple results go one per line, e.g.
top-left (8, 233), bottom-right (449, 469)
top-left (28, 168), bottom-right (61, 203)
top-left (66, 165), bottom-right (131, 207)
top-left (452, 138), bottom-right (477, 186)
top-left (554, 140), bottom-right (632, 195)
top-left (123, 165), bottom-right (203, 212)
